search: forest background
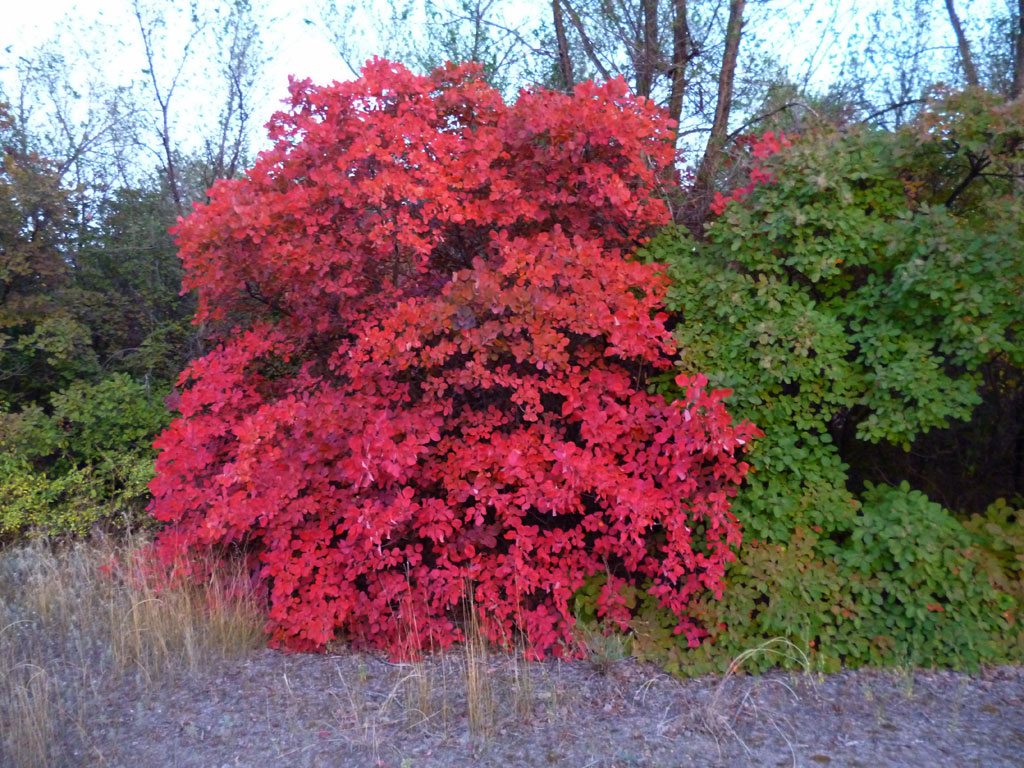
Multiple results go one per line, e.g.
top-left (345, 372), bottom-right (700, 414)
top-left (1, 0), bottom-right (1023, 674)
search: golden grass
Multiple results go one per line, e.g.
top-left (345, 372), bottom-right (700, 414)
top-left (0, 534), bottom-right (265, 768)
top-left (1, 533), bottom-right (694, 766)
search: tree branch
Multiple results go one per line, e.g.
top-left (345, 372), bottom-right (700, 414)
top-left (560, 0), bottom-right (614, 82)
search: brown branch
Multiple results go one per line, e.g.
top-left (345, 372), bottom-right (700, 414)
top-left (244, 281), bottom-right (292, 317)
top-left (945, 153), bottom-right (991, 208)
top-left (560, 0), bottom-right (614, 82)
top-left (864, 98), bottom-right (928, 123)
top-left (687, 0), bottom-right (745, 233)
top-left (725, 101), bottom-right (818, 142)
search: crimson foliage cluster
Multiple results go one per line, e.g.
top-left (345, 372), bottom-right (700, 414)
top-left (148, 60), bottom-right (757, 657)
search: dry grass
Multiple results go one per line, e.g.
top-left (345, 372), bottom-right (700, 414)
top-left (695, 638), bottom-right (816, 767)
top-left (3, 534), bottom-right (736, 767)
top-left (0, 534), bottom-right (265, 768)
top-left (0, 534), bottom-right (584, 766)
top-left (463, 593), bottom-right (496, 737)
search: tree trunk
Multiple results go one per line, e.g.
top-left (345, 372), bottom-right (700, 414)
top-left (666, 0), bottom-right (693, 146)
top-left (552, 0), bottom-right (575, 90)
top-left (944, 0), bottom-right (980, 87)
top-left (687, 0), bottom-right (745, 233)
top-left (1012, 0), bottom-right (1024, 98)
top-left (636, 0), bottom-right (659, 98)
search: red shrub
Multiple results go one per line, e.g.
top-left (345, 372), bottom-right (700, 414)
top-left (149, 59), bottom-right (757, 657)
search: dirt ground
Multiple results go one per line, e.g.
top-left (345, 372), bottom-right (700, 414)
top-left (66, 648), bottom-right (1024, 768)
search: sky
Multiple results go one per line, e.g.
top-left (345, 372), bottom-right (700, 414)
top-left (1, 0), bottom-right (347, 117)
top-left (0, 0), bottom-right (995, 168)
top-left (0, 0), bottom-right (870, 112)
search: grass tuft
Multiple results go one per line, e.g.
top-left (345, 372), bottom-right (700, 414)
top-left (0, 534), bottom-right (265, 767)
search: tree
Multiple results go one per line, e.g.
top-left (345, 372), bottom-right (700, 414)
top-left (319, 0), bottom-right (790, 229)
top-left (944, 0), bottom-right (1024, 97)
top-left (320, 0), bottom-right (550, 96)
top-left (196, 0), bottom-right (267, 194)
top-left (686, 0), bottom-right (745, 230)
top-left (1015, 0), bottom-right (1024, 96)
top-left (945, 0), bottom-right (981, 86)
top-left (149, 61), bottom-right (757, 657)
top-left (0, 105), bottom-right (95, 404)
top-left (131, 0), bottom-right (268, 217)
top-left (0, 106), bottom-right (174, 538)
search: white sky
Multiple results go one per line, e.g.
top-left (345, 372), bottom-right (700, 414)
top-left (0, 0), bottom-right (996, 167)
top-left (0, 0), bottom-right (874, 110)
top-left (1, 0), bottom-right (347, 115)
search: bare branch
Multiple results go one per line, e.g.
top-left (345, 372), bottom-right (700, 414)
top-left (560, 0), bottom-right (615, 82)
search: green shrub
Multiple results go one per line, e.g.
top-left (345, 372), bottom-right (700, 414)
top-left (617, 91), bottom-right (1024, 674)
top-left (1, 374), bottom-right (168, 537)
top-left (839, 483), bottom-right (1013, 669)
top-left (962, 497), bottom-right (1024, 657)
top-left (49, 374), bottom-right (168, 464)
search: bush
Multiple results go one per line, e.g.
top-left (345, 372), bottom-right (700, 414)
top-left (0, 374), bottom-right (168, 537)
top-left (635, 92), bottom-right (1024, 673)
top-left (148, 60), bottom-right (757, 658)
top-left (839, 482), bottom-right (1011, 668)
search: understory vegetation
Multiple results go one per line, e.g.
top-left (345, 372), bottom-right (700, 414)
top-left (3, 6), bottom-right (1024, 742)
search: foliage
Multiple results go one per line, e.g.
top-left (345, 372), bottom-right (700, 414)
top-left (963, 496), bottom-right (1024, 658)
top-left (0, 102), bottom-right (195, 540)
top-left (149, 60), bottom-right (757, 659)
top-left (629, 91), bottom-right (1024, 673)
top-left (837, 482), bottom-right (1012, 669)
top-left (73, 186), bottom-right (199, 382)
top-left (1, 108), bottom-right (96, 405)
top-left (1, 374), bottom-right (169, 538)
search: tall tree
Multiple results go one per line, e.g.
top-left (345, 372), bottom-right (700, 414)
top-left (132, 0), bottom-right (206, 218)
top-left (1014, 0), bottom-right (1024, 97)
top-left (552, 0), bottom-right (575, 89)
top-left (198, 0), bottom-right (266, 193)
top-left (945, 0), bottom-right (980, 86)
top-left (131, 0), bottom-right (268, 216)
top-left (688, 0), bottom-right (745, 231)
top-left (666, 0), bottom-right (696, 137)
top-left (320, 0), bottom-right (548, 96)
top-left (0, 105), bottom-right (95, 403)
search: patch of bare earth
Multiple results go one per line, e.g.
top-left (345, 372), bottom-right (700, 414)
top-left (73, 651), bottom-right (1024, 768)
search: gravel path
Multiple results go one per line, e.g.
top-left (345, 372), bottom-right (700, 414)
top-left (69, 649), bottom-right (1024, 768)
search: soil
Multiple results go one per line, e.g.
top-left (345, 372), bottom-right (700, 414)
top-left (71, 648), bottom-right (1024, 768)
